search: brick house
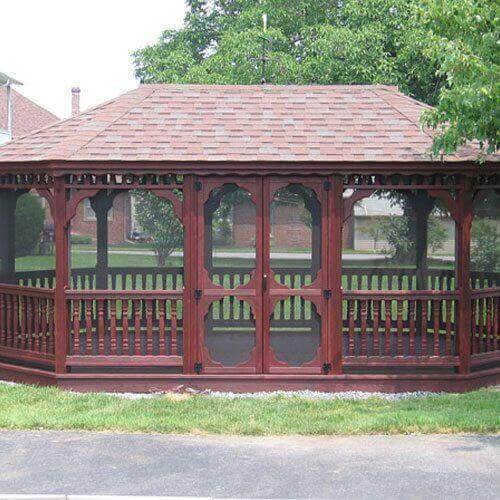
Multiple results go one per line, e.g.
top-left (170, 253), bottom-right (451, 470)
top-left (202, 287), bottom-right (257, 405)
top-left (0, 85), bottom-right (59, 141)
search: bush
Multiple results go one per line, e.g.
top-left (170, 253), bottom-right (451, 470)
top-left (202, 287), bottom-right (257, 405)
top-left (472, 218), bottom-right (499, 272)
top-left (71, 234), bottom-right (93, 245)
top-left (15, 193), bottom-right (45, 257)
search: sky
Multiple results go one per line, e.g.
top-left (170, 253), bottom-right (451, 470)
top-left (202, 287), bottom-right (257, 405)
top-left (1, 0), bottom-right (186, 118)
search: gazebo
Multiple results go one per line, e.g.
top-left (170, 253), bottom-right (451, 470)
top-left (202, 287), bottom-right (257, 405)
top-left (0, 84), bottom-right (498, 392)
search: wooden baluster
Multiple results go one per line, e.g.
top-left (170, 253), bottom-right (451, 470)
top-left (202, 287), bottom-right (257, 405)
top-left (478, 297), bottom-right (485, 353)
top-left (348, 299), bottom-right (355, 356)
top-left (433, 299), bottom-right (440, 356)
top-left (171, 300), bottom-right (178, 356)
top-left (409, 299), bottom-right (416, 357)
top-left (12, 295), bottom-right (19, 349)
top-left (360, 299), bottom-right (367, 356)
top-left (145, 299), bottom-right (153, 355)
top-left (0, 293), bottom-right (5, 346)
top-left (471, 298), bottom-right (477, 355)
top-left (421, 300), bottom-right (428, 356)
top-left (134, 299), bottom-right (141, 355)
top-left (73, 299), bottom-right (81, 355)
top-left (122, 300), bottom-right (130, 355)
top-left (20, 295), bottom-right (26, 350)
top-left (33, 298), bottom-right (40, 352)
top-left (48, 298), bottom-right (55, 354)
top-left (396, 299), bottom-right (403, 356)
top-left (110, 299), bottom-right (117, 355)
top-left (158, 299), bottom-right (166, 355)
top-left (6, 295), bottom-right (12, 347)
top-left (486, 297), bottom-right (493, 352)
top-left (41, 298), bottom-right (48, 353)
top-left (384, 300), bottom-right (391, 356)
top-left (85, 298), bottom-right (93, 355)
top-left (27, 297), bottom-right (34, 351)
top-left (372, 300), bottom-right (380, 357)
top-left (494, 297), bottom-right (499, 351)
top-left (97, 299), bottom-right (105, 355)
top-left (445, 299), bottom-right (452, 356)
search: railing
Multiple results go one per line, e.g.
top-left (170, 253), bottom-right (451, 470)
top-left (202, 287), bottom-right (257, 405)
top-left (66, 290), bottom-right (183, 367)
top-left (0, 284), bottom-right (55, 366)
top-left (471, 288), bottom-right (499, 356)
top-left (16, 266), bottom-right (499, 291)
top-left (342, 290), bottom-right (459, 365)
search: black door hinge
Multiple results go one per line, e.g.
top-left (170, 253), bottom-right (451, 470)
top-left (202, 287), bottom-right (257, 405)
top-left (194, 289), bottom-right (202, 299)
top-left (322, 362), bottom-right (332, 374)
top-left (194, 362), bottom-right (203, 374)
top-left (323, 289), bottom-right (332, 299)
top-left (194, 181), bottom-right (202, 191)
top-left (323, 180), bottom-right (331, 191)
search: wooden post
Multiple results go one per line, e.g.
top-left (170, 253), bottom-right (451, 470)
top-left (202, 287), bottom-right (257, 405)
top-left (54, 176), bottom-right (69, 373)
top-left (329, 175), bottom-right (343, 374)
top-left (182, 175), bottom-right (196, 373)
top-left (456, 178), bottom-right (473, 375)
top-left (90, 191), bottom-right (116, 290)
top-left (0, 190), bottom-right (18, 284)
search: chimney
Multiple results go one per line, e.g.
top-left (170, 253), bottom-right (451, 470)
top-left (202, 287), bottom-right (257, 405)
top-left (71, 87), bottom-right (80, 116)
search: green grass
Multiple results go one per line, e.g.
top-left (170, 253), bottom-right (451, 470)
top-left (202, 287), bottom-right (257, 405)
top-left (0, 383), bottom-right (498, 435)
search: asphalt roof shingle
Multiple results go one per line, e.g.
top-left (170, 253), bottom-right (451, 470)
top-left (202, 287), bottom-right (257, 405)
top-left (0, 84), bottom-right (485, 163)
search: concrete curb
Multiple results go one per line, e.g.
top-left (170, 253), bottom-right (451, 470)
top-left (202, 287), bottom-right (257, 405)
top-left (0, 496), bottom-right (210, 500)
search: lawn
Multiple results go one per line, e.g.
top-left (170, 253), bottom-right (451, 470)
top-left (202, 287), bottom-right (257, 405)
top-left (0, 383), bottom-right (498, 435)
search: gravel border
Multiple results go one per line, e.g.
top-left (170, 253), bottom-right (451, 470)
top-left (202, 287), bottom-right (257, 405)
top-left (0, 379), bottom-right (445, 401)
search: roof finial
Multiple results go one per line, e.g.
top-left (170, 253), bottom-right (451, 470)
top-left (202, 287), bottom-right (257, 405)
top-left (260, 12), bottom-right (272, 84)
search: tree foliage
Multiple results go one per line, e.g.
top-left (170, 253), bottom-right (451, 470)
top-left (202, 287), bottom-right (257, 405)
top-left (15, 193), bottom-right (45, 257)
top-left (471, 217), bottom-right (499, 271)
top-left (134, 0), bottom-right (498, 158)
top-left (133, 191), bottom-right (183, 266)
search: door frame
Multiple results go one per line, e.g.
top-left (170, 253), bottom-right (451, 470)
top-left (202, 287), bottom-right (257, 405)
top-left (193, 174), bottom-right (342, 375)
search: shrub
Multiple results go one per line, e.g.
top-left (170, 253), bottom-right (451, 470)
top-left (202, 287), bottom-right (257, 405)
top-left (15, 193), bottom-right (45, 257)
top-left (71, 234), bottom-right (93, 245)
top-left (472, 218), bottom-right (499, 272)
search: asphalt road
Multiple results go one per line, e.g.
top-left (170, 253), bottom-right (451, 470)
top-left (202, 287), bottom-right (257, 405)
top-left (0, 431), bottom-right (498, 499)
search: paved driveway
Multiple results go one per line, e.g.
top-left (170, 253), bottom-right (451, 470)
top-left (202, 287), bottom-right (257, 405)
top-left (0, 431), bottom-right (498, 499)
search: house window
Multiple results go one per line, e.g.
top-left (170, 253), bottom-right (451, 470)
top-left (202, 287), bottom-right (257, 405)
top-left (83, 198), bottom-right (114, 221)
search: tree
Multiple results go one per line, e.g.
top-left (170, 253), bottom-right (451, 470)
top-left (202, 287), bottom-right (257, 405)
top-left (15, 193), bottom-right (45, 257)
top-left (471, 218), bottom-right (499, 271)
top-left (419, 0), bottom-right (499, 157)
top-left (134, 1), bottom-right (498, 158)
top-left (134, 1), bottom-right (439, 102)
top-left (133, 191), bottom-right (183, 266)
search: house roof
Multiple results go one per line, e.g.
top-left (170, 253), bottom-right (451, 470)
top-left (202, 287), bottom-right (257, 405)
top-left (0, 87), bottom-right (59, 140)
top-left (0, 84), bottom-right (489, 165)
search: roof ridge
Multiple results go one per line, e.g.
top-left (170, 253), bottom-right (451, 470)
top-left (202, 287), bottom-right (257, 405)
top-left (370, 87), bottom-right (435, 143)
top-left (68, 86), bottom-right (159, 159)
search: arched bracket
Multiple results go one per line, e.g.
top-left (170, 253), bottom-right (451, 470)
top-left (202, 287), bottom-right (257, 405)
top-left (65, 188), bottom-right (101, 225)
top-left (427, 189), bottom-right (459, 222)
top-left (35, 188), bottom-right (55, 218)
top-left (153, 189), bottom-right (183, 221)
top-left (342, 189), bottom-right (373, 225)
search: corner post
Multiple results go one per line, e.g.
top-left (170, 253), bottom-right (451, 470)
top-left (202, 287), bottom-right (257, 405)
top-left (182, 175), bottom-right (197, 374)
top-left (456, 177), bottom-right (473, 375)
top-left (329, 175), bottom-right (343, 374)
top-left (54, 176), bottom-right (69, 374)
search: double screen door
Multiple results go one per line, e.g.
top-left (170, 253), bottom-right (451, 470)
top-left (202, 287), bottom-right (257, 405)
top-left (195, 176), bottom-right (332, 374)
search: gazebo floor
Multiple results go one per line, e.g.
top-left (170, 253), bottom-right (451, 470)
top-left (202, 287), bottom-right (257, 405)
top-left (1, 360), bottom-right (498, 393)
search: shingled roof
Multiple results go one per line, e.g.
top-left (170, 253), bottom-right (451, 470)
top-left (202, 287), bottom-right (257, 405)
top-left (0, 84), bottom-right (484, 164)
top-left (0, 87), bottom-right (59, 139)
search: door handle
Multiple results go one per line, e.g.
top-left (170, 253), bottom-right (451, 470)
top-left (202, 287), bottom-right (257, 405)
top-left (263, 274), bottom-right (268, 292)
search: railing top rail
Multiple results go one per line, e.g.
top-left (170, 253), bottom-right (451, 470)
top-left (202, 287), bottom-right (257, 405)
top-left (342, 289), bottom-right (460, 300)
top-left (65, 289), bottom-right (183, 300)
top-left (471, 287), bottom-right (500, 298)
top-left (0, 283), bottom-right (55, 298)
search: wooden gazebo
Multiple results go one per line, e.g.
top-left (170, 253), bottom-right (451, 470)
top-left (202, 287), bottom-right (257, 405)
top-left (0, 84), bottom-right (498, 392)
